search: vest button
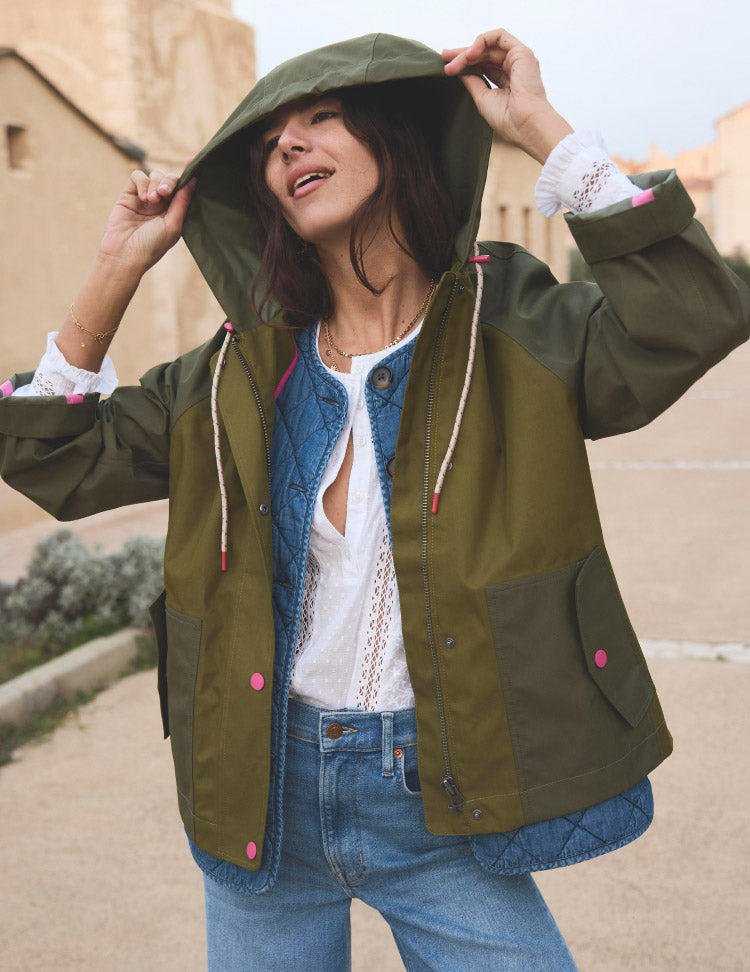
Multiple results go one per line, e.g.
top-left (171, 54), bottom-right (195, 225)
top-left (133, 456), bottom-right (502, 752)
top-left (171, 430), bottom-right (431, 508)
top-left (370, 365), bottom-right (393, 390)
top-left (386, 456), bottom-right (395, 477)
top-left (326, 722), bottom-right (344, 740)
top-left (259, 503), bottom-right (269, 515)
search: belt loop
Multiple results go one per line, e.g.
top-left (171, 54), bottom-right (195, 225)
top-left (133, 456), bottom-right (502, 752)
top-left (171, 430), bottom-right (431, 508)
top-left (381, 712), bottom-right (394, 776)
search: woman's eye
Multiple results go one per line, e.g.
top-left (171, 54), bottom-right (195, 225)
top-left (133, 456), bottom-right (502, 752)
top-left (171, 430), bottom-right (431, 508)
top-left (264, 135), bottom-right (280, 155)
top-left (312, 110), bottom-right (338, 124)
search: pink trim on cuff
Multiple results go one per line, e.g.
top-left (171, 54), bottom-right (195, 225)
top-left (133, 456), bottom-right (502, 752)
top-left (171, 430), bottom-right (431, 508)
top-left (274, 336), bottom-right (299, 401)
top-left (65, 394), bottom-right (84, 404)
top-left (1, 379), bottom-right (13, 398)
top-left (632, 188), bottom-right (655, 208)
top-left (468, 254), bottom-right (490, 264)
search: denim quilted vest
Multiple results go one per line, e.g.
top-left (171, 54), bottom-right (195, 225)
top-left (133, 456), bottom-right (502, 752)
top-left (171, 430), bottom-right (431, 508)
top-left (189, 326), bottom-right (653, 892)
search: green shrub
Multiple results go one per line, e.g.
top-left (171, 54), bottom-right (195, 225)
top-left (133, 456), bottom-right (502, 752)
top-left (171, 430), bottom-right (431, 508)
top-left (0, 531), bottom-right (164, 682)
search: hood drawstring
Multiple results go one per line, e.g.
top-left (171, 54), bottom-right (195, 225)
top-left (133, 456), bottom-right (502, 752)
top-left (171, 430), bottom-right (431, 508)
top-left (431, 244), bottom-right (489, 514)
top-left (212, 247), bottom-right (487, 563)
top-left (211, 322), bottom-right (235, 571)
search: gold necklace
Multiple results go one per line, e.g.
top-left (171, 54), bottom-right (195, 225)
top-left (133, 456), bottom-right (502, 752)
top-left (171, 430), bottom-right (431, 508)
top-left (323, 278), bottom-right (437, 372)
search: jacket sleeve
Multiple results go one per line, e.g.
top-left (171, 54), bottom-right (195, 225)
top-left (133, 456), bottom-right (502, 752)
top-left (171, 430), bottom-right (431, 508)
top-left (0, 356), bottom-right (185, 520)
top-left (485, 170), bottom-right (750, 439)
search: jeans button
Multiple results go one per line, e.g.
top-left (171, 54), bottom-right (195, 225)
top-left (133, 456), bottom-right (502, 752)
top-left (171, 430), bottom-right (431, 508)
top-left (326, 722), bottom-right (343, 740)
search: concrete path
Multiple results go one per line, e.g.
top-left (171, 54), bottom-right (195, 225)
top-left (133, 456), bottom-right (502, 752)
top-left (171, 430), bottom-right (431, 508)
top-left (0, 337), bottom-right (748, 970)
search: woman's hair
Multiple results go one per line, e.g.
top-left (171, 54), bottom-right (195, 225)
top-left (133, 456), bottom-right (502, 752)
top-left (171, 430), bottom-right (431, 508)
top-left (247, 79), bottom-right (457, 325)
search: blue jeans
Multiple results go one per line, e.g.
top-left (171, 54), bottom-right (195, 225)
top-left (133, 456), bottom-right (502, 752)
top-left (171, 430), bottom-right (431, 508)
top-left (203, 698), bottom-right (578, 971)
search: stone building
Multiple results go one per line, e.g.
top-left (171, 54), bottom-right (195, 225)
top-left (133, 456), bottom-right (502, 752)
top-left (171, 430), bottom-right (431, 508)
top-left (478, 136), bottom-right (570, 284)
top-left (715, 101), bottom-right (750, 260)
top-left (0, 1), bottom-right (256, 533)
top-left (614, 98), bottom-right (750, 261)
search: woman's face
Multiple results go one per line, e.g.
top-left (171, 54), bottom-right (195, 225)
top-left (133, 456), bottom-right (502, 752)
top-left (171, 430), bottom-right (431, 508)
top-left (261, 97), bottom-right (380, 246)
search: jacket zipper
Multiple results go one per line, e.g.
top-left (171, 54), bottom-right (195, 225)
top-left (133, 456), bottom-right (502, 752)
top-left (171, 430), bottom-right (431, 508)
top-left (231, 338), bottom-right (271, 488)
top-left (421, 278), bottom-right (465, 813)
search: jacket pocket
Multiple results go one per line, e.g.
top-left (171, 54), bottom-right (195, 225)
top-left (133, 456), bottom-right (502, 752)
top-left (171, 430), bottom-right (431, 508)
top-left (149, 590), bottom-right (169, 738)
top-left (575, 546), bottom-right (654, 728)
top-left (485, 546), bottom-right (655, 795)
top-left (155, 601), bottom-right (202, 816)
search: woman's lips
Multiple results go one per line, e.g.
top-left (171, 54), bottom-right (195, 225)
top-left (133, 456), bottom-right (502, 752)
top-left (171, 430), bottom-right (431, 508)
top-left (289, 169), bottom-right (333, 198)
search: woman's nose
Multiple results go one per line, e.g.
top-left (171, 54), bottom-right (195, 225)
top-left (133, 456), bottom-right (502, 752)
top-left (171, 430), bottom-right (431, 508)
top-left (277, 123), bottom-right (309, 158)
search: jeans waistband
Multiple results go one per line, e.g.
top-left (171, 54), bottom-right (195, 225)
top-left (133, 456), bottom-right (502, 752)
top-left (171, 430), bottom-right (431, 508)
top-left (287, 697), bottom-right (418, 775)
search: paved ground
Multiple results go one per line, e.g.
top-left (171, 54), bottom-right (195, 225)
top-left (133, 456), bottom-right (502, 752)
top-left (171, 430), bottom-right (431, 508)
top-left (0, 339), bottom-right (748, 970)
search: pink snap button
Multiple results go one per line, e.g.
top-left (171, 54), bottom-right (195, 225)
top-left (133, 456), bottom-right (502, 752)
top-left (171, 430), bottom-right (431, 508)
top-left (594, 650), bottom-right (608, 668)
top-left (250, 672), bottom-right (265, 691)
top-left (246, 841), bottom-right (257, 860)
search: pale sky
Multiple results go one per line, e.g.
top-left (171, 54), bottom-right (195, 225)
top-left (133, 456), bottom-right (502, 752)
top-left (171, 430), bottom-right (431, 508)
top-left (233, 0), bottom-right (749, 160)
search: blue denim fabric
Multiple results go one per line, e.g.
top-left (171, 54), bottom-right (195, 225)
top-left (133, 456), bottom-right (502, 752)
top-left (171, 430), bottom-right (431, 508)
top-left (202, 699), bottom-right (579, 972)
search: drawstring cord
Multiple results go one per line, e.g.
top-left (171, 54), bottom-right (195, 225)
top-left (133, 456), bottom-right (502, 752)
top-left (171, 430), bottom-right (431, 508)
top-left (212, 247), bottom-right (489, 566)
top-left (211, 322), bottom-right (235, 572)
top-left (431, 244), bottom-right (489, 514)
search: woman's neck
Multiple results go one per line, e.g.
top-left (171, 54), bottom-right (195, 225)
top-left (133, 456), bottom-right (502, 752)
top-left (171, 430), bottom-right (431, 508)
top-left (316, 234), bottom-right (433, 363)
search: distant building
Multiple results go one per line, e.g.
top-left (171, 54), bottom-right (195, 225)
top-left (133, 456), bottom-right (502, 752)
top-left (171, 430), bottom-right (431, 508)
top-left (614, 100), bottom-right (750, 261)
top-left (715, 102), bottom-right (750, 260)
top-left (0, 1), bottom-right (256, 533)
top-left (478, 136), bottom-right (570, 284)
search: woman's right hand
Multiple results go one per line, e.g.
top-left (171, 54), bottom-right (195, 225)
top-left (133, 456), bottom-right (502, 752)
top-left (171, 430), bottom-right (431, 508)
top-left (97, 169), bottom-right (197, 275)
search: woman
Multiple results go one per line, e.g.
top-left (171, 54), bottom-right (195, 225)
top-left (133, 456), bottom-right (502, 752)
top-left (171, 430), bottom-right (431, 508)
top-left (1, 29), bottom-right (748, 971)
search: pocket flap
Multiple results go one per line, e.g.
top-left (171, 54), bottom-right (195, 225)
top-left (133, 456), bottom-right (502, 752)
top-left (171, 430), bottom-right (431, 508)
top-left (575, 547), bottom-right (654, 728)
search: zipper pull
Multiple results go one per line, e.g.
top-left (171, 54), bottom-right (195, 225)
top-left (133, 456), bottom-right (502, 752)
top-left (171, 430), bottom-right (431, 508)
top-left (441, 775), bottom-right (465, 813)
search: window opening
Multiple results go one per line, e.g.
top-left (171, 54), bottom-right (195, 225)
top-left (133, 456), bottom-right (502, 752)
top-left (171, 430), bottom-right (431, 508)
top-left (6, 125), bottom-right (31, 170)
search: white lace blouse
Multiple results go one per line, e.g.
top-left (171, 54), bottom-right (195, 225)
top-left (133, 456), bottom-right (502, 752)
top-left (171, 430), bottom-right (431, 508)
top-left (13, 132), bottom-right (641, 710)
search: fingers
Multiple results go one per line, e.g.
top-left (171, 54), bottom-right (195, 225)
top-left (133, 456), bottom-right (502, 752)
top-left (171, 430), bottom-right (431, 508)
top-left (129, 169), bottom-right (180, 205)
top-left (163, 178), bottom-right (197, 235)
top-left (442, 29), bottom-right (525, 77)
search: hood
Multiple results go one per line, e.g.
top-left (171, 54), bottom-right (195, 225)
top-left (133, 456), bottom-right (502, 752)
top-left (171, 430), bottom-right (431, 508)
top-left (180, 33), bottom-right (492, 331)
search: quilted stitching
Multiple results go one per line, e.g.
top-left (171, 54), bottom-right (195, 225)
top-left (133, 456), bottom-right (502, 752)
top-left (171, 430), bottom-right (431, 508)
top-left (365, 338), bottom-right (416, 525)
top-left (469, 777), bottom-right (653, 875)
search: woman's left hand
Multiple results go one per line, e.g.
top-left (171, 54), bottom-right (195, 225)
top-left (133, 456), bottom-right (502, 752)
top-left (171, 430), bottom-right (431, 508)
top-left (443, 29), bottom-right (573, 164)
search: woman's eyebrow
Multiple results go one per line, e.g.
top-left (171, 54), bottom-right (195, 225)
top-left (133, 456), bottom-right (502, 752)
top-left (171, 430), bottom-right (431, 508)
top-left (257, 95), bottom-right (326, 136)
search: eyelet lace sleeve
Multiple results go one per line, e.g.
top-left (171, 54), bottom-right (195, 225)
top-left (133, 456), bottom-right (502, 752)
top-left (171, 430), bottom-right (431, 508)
top-left (535, 131), bottom-right (640, 217)
top-left (12, 332), bottom-right (118, 397)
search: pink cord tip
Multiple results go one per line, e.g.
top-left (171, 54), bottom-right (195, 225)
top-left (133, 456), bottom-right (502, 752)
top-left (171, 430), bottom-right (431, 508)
top-left (431, 493), bottom-right (440, 514)
top-left (468, 254), bottom-right (490, 263)
top-left (224, 321), bottom-right (236, 333)
top-left (221, 551), bottom-right (228, 572)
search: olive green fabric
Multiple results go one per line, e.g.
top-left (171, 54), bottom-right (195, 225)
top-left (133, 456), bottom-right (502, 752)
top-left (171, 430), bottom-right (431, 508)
top-left (1, 34), bottom-right (749, 871)
top-left (179, 33), bottom-right (492, 330)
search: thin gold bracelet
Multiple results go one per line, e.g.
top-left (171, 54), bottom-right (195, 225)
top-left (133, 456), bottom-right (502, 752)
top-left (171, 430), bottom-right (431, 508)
top-left (70, 304), bottom-right (119, 347)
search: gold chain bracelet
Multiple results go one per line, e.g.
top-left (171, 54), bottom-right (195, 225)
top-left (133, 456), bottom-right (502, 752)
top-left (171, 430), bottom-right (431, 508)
top-left (70, 304), bottom-right (119, 346)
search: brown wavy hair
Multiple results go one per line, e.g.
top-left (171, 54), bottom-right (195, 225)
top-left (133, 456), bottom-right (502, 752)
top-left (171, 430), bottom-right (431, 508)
top-left (247, 79), bottom-right (457, 325)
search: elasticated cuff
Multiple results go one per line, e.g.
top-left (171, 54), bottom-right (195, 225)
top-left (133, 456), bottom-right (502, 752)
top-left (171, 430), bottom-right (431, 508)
top-left (565, 171), bottom-right (696, 264)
